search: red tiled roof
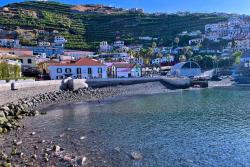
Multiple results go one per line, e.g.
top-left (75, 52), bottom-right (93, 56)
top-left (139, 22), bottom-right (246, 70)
top-left (0, 48), bottom-right (32, 51)
top-left (49, 58), bottom-right (106, 67)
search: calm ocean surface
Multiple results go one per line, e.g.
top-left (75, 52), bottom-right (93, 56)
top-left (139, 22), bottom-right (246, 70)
top-left (29, 86), bottom-right (250, 166)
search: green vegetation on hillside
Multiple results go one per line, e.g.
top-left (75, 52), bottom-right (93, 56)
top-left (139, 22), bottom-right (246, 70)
top-left (0, 1), bottom-right (228, 50)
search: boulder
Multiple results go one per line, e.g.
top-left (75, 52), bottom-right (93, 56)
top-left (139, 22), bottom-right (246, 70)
top-left (130, 151), bottom-right (143, 160)
top-left (53, 145), bottom-right (61, 152)
top-left (60, 77), bottom-right (72, 91)
top-left (77, 156), bottom-right (87, 166)
top-left (0, 117), bottom-right (8, 124)
top-left (67, 79), bottom-right (88, 91)
top-left (0, 106), bottom-right (10, 112)
top-left (0, 110), bottom-right (6, 118)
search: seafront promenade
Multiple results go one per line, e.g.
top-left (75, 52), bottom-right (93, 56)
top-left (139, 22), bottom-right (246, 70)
top-left (0, 77), bottom-right (191, 105)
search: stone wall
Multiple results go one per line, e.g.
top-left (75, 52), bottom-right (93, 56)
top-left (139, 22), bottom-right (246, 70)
top-left (0, 79), bottom-right (88, 92)
top-left (86, 78), bottom-right (162, 88)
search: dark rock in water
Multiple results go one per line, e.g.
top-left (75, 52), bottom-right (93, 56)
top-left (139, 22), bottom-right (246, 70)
top-left (31, 154), bottom-right (37, 160)
top-left (19, 152), bottom-right (24, 158)
top-left (30, 132), bottom-right (36, 135)
top-left (77, 156), bottom-right (87, 166)
top-left (44, 157), bottom-right (49, 162)
top-left (59, 133), bottom-right (65, 138)
top-left (32, 110), bottom-right (40, 116)
top-left (114, 147), bottom-right (121, 152)
top-left (130, 151), bottom-right (143, 160)
top-left (40, 111), bottom-right (47, 115)
top-left (53, 145), bottom-right (61, 152)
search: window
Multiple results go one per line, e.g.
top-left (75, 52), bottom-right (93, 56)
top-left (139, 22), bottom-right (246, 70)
top-left (56, 75), bottom-right (63, 79)
top-left (65, 68), bottom-right (72, 73)
top-left (88, 68), bottom-right (92, 74)
top-left (27, 59), bottom-right (32, 64)
top-left (77, 68), bottom-right (82, 74)
top-left (57, 68), bottom-right (62, 73)
top-left (98, 68), bottom-right (102, 74)
top-left (20, 59), bottom-right (23, 63)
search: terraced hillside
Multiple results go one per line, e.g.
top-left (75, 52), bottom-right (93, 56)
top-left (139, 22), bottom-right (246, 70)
top-left (0, 1), bottom-right (228, 50)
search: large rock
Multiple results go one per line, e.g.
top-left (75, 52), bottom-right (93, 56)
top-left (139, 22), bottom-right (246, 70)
top-left (60, 77), bottom-right (72, 91)
top-left (67, 79), bottom-right (88, 91)
top-left (60, 78), bottom-right (88, 91)
top-left (0, 110), bottom-right (6, 118)
top-left (0, 117), bottom-right (8, 124)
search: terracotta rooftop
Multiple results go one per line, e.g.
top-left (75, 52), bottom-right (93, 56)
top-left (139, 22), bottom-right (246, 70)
top-left (0, 48), bottom-right (32, 51)
top-left (49, 58), bottom-right (106, 67)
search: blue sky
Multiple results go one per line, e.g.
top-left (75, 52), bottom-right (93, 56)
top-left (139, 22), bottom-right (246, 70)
top-left (1, 0), bottom-right (250, 14)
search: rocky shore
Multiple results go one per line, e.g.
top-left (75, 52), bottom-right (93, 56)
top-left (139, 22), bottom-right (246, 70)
top-left (0, 81), bottom-right (171, 166)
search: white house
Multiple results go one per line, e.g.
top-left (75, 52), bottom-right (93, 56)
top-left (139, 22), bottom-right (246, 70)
top-left (48, 58), bottom-right (107, 80)
top-left (0, 38), bottom-right (20, 47)
top-left (130, 57), bottom-right (144, 65)
top-left (19, 55), bottom-right (38, 68)
top-left (228, 39), bottom-right (250, 52)
top-left (113, 41), bottom-right (125, 48)
top-left (54, 36), bottom-right (67, 45)
top-left (189, 38), bottom-right (204, 45)
top-left (151, 56), bottom-right (174, 65)
top-left (99, 41), bottom-right (113, 52)
top-left (64, 51), bottom-right (95, 59)
top-left (111, 63), bottom-right (141, 78)
top-left (169, 61), bottom-right (201, 77)
top-left (38, 41), bottom-right (51, 47)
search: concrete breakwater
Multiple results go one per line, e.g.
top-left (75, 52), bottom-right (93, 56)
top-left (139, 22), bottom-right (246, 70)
top-left (0, 77), bottom-right (191, 92)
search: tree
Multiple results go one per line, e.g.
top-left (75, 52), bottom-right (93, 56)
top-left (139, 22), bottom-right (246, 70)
top-left (174, 37), bottom-right (180, 47)
top-left (139, 48), bottom-right (147, 58)
top-left (232, 51), bottom-right (242, 64)
top-left (156, 52), bottom-right (163, 58)
top-left (179, 55), bottom-right (186, 62)
top-left (182, 46), bottom-right (193, 60)
top-left (146, 47), bottom-right (154, 58)
top-left (128, 49), bottom-right (136, 58)
top-left (152, 42), bottom-right (157, 48)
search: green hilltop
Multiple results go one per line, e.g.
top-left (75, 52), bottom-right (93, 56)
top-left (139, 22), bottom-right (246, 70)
top-left (0, 1), bottom-right (228, 50)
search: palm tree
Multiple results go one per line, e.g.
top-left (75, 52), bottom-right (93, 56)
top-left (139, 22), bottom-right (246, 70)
top-left (146, 47), bottom-right (154, 58)
top-left (152, 42), bottom-right (157, 48)
top-left (179, 55), bottom-right (186, 62)
top-left (174, 37), bottom-right (180, 47)
top-left (232, 51), bottom-right (242, 65)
